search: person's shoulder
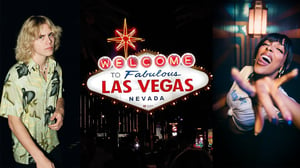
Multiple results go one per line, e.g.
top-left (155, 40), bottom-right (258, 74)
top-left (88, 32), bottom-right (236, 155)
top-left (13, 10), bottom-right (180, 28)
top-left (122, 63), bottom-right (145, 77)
top-left (55, 62), bottom-right (62, 74)
top-left (6, 62), bottom-right (27, 79)
top-left (49, 58), bottom-right (62, 72)
top-left (240, 65), bottom-right (253, 72)
top-left (240, 65), bottom-right (253, 76)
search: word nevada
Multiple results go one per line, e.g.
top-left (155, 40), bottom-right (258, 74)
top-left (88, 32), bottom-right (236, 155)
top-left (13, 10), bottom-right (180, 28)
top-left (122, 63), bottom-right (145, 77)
top-left (87, 52), bottom-right (210, 111)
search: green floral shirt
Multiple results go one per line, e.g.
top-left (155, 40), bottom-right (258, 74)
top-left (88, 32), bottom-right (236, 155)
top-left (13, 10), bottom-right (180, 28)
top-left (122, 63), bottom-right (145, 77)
top-left (0, 58), bottom-right (63, 164)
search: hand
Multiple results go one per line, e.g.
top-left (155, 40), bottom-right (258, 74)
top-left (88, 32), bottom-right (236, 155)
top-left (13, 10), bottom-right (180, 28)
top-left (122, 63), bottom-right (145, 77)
top-left (35, 155), bottom-right (55, 168)
top-left (48, 109), bottom-right (64, 131)
top-left (231, 68), bottom-right (298, 135)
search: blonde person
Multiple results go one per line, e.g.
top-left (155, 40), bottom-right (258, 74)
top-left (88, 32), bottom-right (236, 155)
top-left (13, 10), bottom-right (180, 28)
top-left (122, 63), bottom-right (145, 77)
top-left (0, 15), bottom-right (64, 168)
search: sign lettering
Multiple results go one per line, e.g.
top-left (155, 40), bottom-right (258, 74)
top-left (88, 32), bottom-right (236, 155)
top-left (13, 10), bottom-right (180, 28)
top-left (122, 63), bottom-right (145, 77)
top-left (87, 52), bottom-right (210, 111)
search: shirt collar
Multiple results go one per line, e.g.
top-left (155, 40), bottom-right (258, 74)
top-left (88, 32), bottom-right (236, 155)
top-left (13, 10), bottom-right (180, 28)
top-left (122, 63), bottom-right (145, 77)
top-left (26, 58), bottom-right (57, 73)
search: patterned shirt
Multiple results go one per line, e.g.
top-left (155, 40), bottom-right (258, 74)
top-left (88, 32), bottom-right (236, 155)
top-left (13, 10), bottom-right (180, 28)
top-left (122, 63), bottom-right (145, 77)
top-left (0, 58), bottom-right (63, 164)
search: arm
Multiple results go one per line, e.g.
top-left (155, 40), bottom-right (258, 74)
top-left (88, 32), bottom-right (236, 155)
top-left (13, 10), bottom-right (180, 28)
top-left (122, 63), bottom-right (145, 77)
top-left (48, 98), bottom-right (64, 131)
top-left (231, 67), bottom-right (299, 135)
top-left (276, 89), bottom-right (300, 129)
top-left (8, 115), bottom-right (55, 168)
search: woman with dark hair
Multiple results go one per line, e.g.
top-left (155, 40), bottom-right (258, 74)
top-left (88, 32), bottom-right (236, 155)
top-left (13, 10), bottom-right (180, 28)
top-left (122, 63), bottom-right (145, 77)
top-left (226, 33), bottom-right (299, 135)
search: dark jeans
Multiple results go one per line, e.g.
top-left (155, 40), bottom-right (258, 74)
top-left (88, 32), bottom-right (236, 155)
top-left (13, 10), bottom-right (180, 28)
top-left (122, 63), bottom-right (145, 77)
top-left (13, 145), bottom-right (63, 168)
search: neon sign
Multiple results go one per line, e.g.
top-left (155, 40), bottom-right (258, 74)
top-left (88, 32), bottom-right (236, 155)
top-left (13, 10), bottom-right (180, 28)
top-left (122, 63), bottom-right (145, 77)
top-left (107, 18), bottom-right (144, 58)
top-left (87, 51), bottom-right (211, 111)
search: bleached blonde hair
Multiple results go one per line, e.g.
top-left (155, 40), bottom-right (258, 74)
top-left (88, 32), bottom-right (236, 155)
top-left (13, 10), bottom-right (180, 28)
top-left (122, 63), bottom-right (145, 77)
top-left (15, 15), bottom-right (62, 62)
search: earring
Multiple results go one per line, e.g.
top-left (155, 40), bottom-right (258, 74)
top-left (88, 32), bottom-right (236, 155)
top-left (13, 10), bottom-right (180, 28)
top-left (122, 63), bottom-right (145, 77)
top-left (278, 67), bottom-right (285, 78)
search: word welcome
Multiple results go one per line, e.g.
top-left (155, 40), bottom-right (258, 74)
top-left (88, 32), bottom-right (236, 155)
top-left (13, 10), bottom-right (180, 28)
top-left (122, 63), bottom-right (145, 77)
top-left (98, 53), bottom-right (195, 70)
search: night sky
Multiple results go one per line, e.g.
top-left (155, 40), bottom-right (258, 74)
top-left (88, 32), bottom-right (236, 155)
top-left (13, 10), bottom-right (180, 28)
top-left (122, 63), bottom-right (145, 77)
top-left (80, 0), bottom-right (214, 128)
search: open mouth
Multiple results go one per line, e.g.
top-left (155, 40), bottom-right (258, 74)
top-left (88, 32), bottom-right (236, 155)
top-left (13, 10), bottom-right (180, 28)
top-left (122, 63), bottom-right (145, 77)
top-left (261, 55), bottom-right (272, 64)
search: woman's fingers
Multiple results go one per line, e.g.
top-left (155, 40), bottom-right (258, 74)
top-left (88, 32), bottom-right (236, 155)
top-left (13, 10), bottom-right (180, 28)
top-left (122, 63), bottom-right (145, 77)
top-left (270, 88), bottom-right (292, 122)
top-left (231, 67), bottom-right (256, 97)
top-left (254, 106), bottom-right (265, 136)
top-left (275, 69), bottom-right (298, 87)
top-left (255, 80), bottom-right (278, 123)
